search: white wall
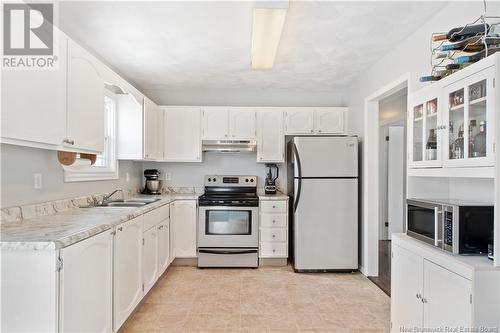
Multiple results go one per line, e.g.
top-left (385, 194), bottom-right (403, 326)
top-left (145, 87), bottom-right (346, 107)
top-left (142, 152), bottom-right (286, 191)
top-left (0, 144), bottom-right (142, 208)
top-left (346, 1), bottom-right (500, 273)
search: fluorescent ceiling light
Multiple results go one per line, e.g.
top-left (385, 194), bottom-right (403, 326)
top-left (251, 7), bottom-right (287, 70)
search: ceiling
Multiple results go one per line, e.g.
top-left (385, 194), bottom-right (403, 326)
top-left (58, 1), bottom-right (447, 104)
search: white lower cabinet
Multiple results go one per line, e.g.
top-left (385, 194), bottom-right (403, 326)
top-left (259, 198), bottom-right (289, 259)
top-left (391, 235), bottom-right (499, 332)
top-left (60, 230), bottom-right (114, 333)
top-left (114, 216), bottom-right (144, 331)
top-left (158, 218), bottom-right (171, 275)
top-left (171, 200), bottom-right (197, 258)
top-left (142, 226), bottom-right (159, 295)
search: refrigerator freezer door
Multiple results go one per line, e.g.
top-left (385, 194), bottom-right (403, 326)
top-left (293, 136), bottom-right (358, 178)
top-left (294, 178), bottom-right (358, 271)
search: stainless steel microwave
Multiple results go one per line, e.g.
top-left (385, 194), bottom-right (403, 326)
top-left (406, 199), bottom-right (493, 255)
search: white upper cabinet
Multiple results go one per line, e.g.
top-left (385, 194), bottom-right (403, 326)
top-left (202, 107), bottom-right (229, 139)
top-left (66, 38), bottom-right (105, 153)
top-left (285, 108), bottom-right (347, 135)
top-left (202, 107), bottom-right (257, 140)
top-left (116, 93), bottom-right (145, 160)
top-left (114, 216), bottom-right (143, 331)
top-left (285, 108), bottom-right (315, 134)
top-left (163, 107), bottom-right (202, 162)
top-left (315, 107), bottom-right (346, 134)
top-left (1, 27), bottom-right (67, 148)
top-left (257, 109), bottom-right (284, 163)
top-left (60, 230), bottom-right (113, 333)
top-left (143, 97), bottom-right (160, 160)
top-left (229, 108), bottom-right (257, 140)
top-left (408, 55), bottom-right (498, 172)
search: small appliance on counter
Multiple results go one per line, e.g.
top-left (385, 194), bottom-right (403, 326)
top-left (407, 199), bottom-right (494, 255)
top-left (264, 163), bottom-right (278, 194)
top-left (141, 169), bottom-right (162, 195)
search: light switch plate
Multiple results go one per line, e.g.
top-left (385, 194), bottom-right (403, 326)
top-left (33, 173), bottom-right (42, 189)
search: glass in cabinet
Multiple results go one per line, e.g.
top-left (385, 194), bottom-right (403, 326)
top-left (443, 67), bottom-right (495, 167)
top-left (408, 88), bottom-right (441, 168)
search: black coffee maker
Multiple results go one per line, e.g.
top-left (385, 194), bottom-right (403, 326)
top-left (265, 164), bottom-right (278, 194)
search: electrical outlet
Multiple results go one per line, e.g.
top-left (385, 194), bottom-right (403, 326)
top-left (164, 172), bottom-right (171, 181)
top-left (125, 172), bottom-right (130, 182)
top-left (33, 173), bottom-right (42, 189)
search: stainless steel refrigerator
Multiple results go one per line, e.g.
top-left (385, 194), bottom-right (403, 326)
top-left (288, 136), bottom-right (358, 272)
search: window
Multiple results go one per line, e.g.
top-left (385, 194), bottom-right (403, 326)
top-left (63, 92), bottom-right (119, 182)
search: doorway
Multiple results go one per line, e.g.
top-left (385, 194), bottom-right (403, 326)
top-left (368, 88), bottom-right (407, 295)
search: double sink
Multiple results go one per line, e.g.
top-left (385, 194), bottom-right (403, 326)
top-left (82, 198), bottom-right (161, 208)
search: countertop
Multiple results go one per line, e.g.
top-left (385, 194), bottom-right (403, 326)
top-left (258, 191), bottom-right (289, 200)
top-left (0, 194), bottom-right (199, 251)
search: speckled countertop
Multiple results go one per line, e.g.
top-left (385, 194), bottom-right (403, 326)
top-left (258, 190), bottom-right (289, 200)
top-left (0, 193), bottom-right (199, 251)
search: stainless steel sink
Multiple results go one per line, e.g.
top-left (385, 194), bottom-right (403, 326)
top-left (81, 198), bottom-right (161, 208)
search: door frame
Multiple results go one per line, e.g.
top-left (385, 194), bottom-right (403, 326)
top-left (362, 73), bottom-right (410, 277)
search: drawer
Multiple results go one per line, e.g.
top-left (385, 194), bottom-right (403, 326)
top-left (260, 213), bottom-right (287, 228)
top-left (260, 242), bottom-right (287, 257)
top-left (260, 200), bottom-right (287, 213)
top-left (143, 204), bottom-right (170, 231)
top-left (260, 228), bottom-right (287, 242)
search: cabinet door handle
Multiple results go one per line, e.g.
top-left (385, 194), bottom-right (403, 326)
top-left (272, 220), bottom-right (276, 224)
top-left (421, 298), bottom-right (428, 303)
top-left (272, 249), bottom-right (276, 253)
top-left (416, 293), bottom-right (421, 299)
top-left (63, 139), bottom-right (75, 145)
top-left (158, 225), bottom-right (164, 230)
top-left (310, 129), bottom-right (314, 133)
top-left (272, 234), bottom-right (276, 238)
top-left (272, 205), bottom-right (276, 208)
top-left (118, 227), bottom-right (123, 231)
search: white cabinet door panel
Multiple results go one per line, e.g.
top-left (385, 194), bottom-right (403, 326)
top-left (257, 110), bottom-right (284, 163)
top-left (163, 107), bottom-right (202, 162)
top-left (229, 109), bottom-right (256, 139)
top-left (315, 107), bottom-right (346, 134)
top-left (60, 230), bottom-right (113, 333)
top-left (423, 260), bottom-right (472, 329)
top-left (202, 107), bottom-right (229, 139)
top-left (391, 244), bottom-right (424, 330)
top-left (1, 28), bottom-right (67, 147)
top-left (67, 38), bottom-right (105, 152)
top-left (142, 227), bottom-right (159, 294)
top-left (284, 109), bottom-right (314, 134)
top-left (171, 200), bottom-right (197, 258)
top-left (143, 97), bottom-right (160, 160)
top-left (114, 216), bottom-right (143, 330)
top-left (158, 219), bottom-right (170, 277)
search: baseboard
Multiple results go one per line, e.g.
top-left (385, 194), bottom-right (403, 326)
top-left (172, 257), bottom-right (198, 266)
top-left (259, 258), bottom-right (288, 266)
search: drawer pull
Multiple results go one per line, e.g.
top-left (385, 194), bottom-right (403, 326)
top-left (272, 205), bottom-right (276, 208)
top-left (272, 220), bottom-right (276, 224)
top-left (272, 249), bottom-right (276, 253)
top-left (272, 234), bottom-right (276, 238)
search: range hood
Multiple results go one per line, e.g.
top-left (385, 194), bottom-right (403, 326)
top-left (202, 140), bottom-right (257, 153)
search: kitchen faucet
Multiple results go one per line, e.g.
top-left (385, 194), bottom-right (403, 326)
top-left (101, 188), bottom-right (124, 203)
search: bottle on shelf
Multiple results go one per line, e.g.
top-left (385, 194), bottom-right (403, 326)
top-left (472, 121), bottom-right (486, 157)
top-left (454, 44), bottom-right (500, 64)
top-left (425, 129), bottom-right (437, 160)
top-left (469, 119), bottom-right (476, 157)
top-left (432, 23), bottom-right (490, 43)
top-left (452, 124), bottom-right (465, 159)
top-left (440, 36), bottom-right (500, 52)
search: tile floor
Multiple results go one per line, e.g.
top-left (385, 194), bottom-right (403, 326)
top-left (121, 265), bottom-right (390, 333)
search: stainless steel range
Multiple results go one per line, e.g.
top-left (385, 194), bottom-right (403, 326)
top-left (197, 175), bottom-right (259, 268)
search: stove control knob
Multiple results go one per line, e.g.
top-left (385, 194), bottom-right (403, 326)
top-left (213, 178), bottom-right (217, 182)
top-left (250, 179), bottom-right (254, 182)
top-left (245, 178), bottom-right (249, 182)
top-left (208, 178), bottom-right (212, 182)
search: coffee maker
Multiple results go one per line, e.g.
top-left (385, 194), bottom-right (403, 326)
top-left (141, 169), bottom-right (162, 194)
top-left (264, 164), bottom-right (278, 194)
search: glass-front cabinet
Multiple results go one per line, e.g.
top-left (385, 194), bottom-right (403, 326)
top-left (408, 86), bottom-right (442, 168)
top-left (408, 58), bottom-right (496, 170)
top-left (443, 67), bottom-right (495, 168)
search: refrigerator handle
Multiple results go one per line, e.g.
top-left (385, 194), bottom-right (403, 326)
top-left (292, 142), bottom-right (302, 213)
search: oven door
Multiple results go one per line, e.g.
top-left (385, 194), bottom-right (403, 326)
top-left (406, 199), bottom-right (443, 247)
top-left (198, 206), bottom-right (259, 248)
